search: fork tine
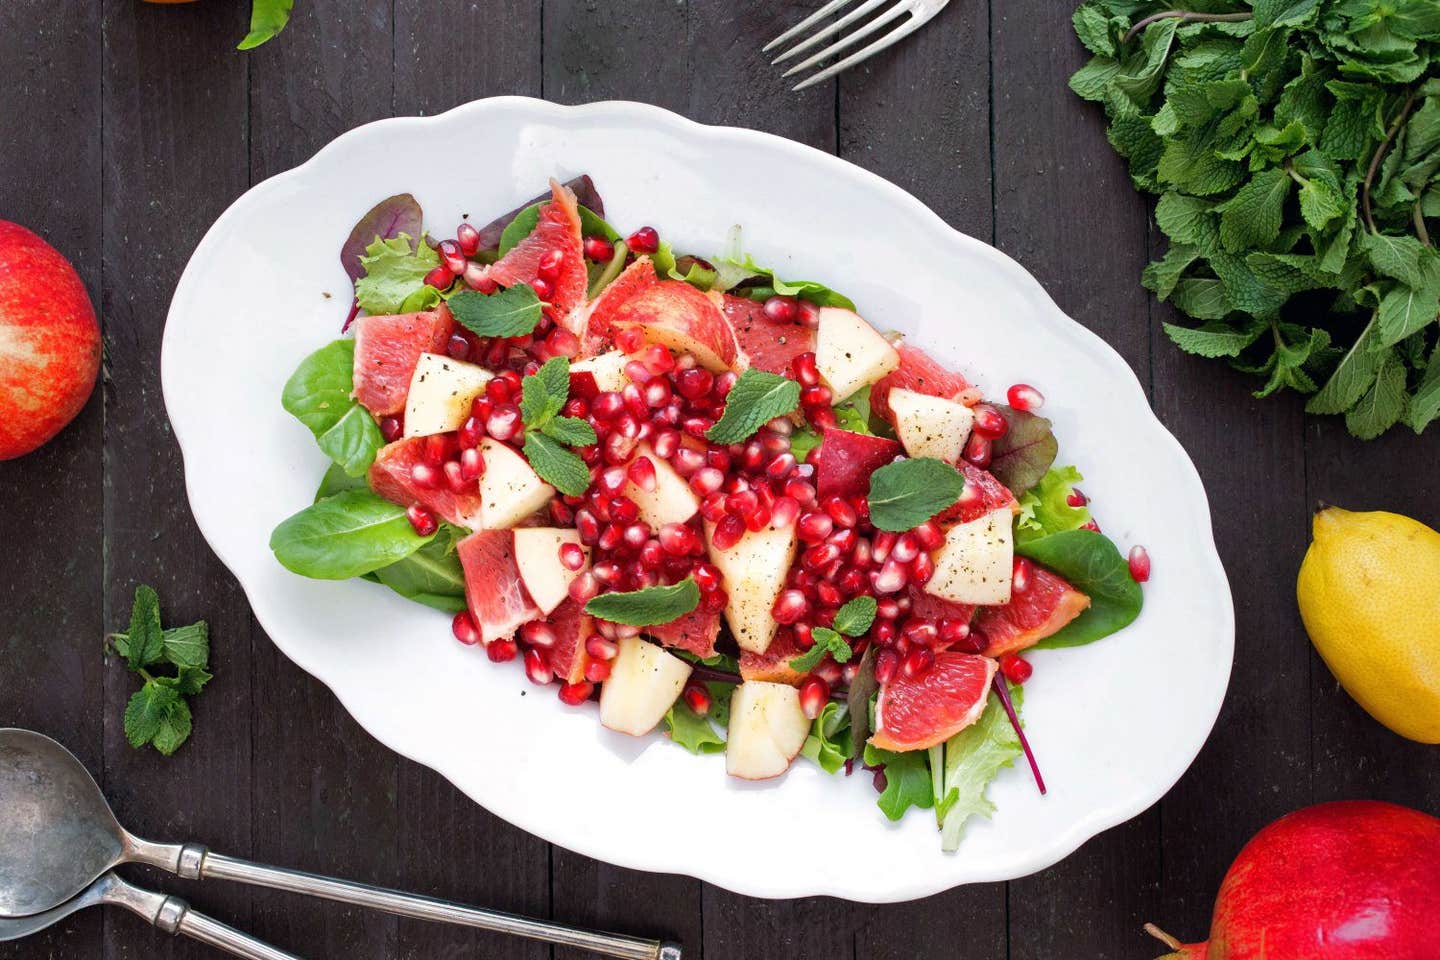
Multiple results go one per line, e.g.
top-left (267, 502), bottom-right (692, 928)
top-left (790, 13), bottom-right (923, 91)
top-left (770, 0), bottom-right (889, 66)
top-left (763, 0), bottom-right (860, 53)
top-left (781, 4), bottom-right (911, 80)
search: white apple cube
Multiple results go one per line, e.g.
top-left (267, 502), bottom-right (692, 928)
top-left (599, 636), bottom-right (693, 737)
top-left (888, 387), bottom-right (975, 463)
top-left (570, 350), bottom-right (630, 394)
top-left (725, 682), bottom-right (811, 780)
top-left (704, 523), bottom-right (798, 654)
top-left (478, 437), bottom-right (555, 529)
top-left (626, 443), bottom-right (699, 530)
top-left (814, 307), bottom-right (899, 403)
top-left (402, 353), bottom-right (493, 438)
top-left (512, 527), bottom-right (587, 615)
top-left (926, 507), bottom-right (1014, 605)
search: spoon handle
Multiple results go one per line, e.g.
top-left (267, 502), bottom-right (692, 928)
top-left (100, 872), bottom-right (304, 960)
top-left (187, 847), bottom-right (679, 960)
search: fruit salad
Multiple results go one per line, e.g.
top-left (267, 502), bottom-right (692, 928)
top-left (271, 177), bottom-right (1146, 851)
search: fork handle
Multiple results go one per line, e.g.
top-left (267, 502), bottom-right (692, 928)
top-left (180, 846), bottom-right (680, 960)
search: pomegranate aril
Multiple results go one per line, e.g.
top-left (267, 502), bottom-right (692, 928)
top-left (463, 261), bottom-right (491, 291)
top-left (771, 496), bottom-right (800, 530)
top-left (763, 295), bottom-right (798, 324)
top-left (962, 432), bottom-right (992, 468)
top-left (423, 433), bottom-right (451, 465)
top-left (442, 460), bottom-right (468, 493)
top-left (797, 300), bottom-right (821, 328)
top-left (379, 417), bottom-right (403, 442)
top-left (1128, 544), bottom-right (1151, 583)
top-left (791, 352), bottom-right (820, 388)
top-left (584, 659), bottom-right (612, 683)
top-left (743, 505), bottom-right (772, 532)
top-left (838, 567), bottom-right (866, 596)
top-left (583, 234), bottom-right (614, 262)
top-left (692, 562), bottom-right (722, 593)
top-left (575, 510), bottom-right (601, 545)
top-left (559, 541), bottom-right (587, 572)
top-left (675, 367), bottom-right (714, 401)
top-left (802, 543), bottom-right (842, 571)
top-left (568, 571), bottom-right (600, 603)
top-left (823, 496), bottom-right (858, 528)
top-left (537, 248), bottom-right (565, 282)
top-left (701, 587), bottom-right (728, 613)
top-left (530, 277), bottom-right (553, 301)
top-left (711, 514), bottom-right (745, 550)
top-left (938, 618), bottom-right (970, 646)
top-left (799, 677), bottom-right (830, 720)
top-left (1067, 488), bottom-right (1088, 507)
top-left (876, 598), bottom-right (901, 620)
top-left (816, 581), bottom-right (843, 608)
top-left (658, 523), bottom-right (695, 556)
top-left (558, 681), bottom-right (593, 706)
top-left (800, 385), bottom-right (833, 410)
top-left (871, 558), bottom-right (908, 594)
top-left (911, 551), bottom-right (935, 585)
top-left (766, 452), bottom-right (798, 480)
top-left (901, 645), bottom-right (935, 680)
top-left (410, 463), bottom-right (441, 490)
top-left (585, 635), bottom-right (619, 661)
top-left (652, 428), bottom-right (681, 459)
top-left (521, 620), bottom-right (559, 650)
top-left (592, 392), bottom-right (625, 421)
top-left (424, 264), bottom-right (454, 289)
top-left (524, 647), bottom-right (554, 685)
top-left (827, 527), bottom-right (857, 555)
top-left (438, 238), bottom-right (467, 275)
top-left (546, 327), bottom-right (580, 358)
top-left (451, 611), bottom-right (481, 645)
top-left (445, 333), bottom-right (471, 361)
top-left (689, 467), bottom-right (725, 496)
top-left (971, 403), bottom-right (1008, 439)
top-left (682, 682), bottom-right (711, 716)
top-left (913, 521), bottom-right (944, 551)
top-left (487, 403), bottom-right (522, 442)
top-left (455, 221), bottom-right (481, 256)
top-left (487, 638), bottom-right (518, 662)
top-left (902, 618), bottom-right (938, 646)
top-left (1007, 383), bottom-right (1044, 412)
top-left (772, 589), bottom-right (809, 625)
top-left (785, 479), bottom-right (817, 507)
top-left (626, 226), bottom-right (660, 254)
top-left (1000, 653), bottom-right (1033, 685)
top-left (699, 491), bottom-right (729, 522)
top-left (1012, 557), bottom-right (1033, 594)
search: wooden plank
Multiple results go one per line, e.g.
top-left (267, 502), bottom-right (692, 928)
top-left (0, 2), bottom-right (103, 958)
top-left (236, 3), bottom-right (406, 957)
top-left (98, 1), bottom-right (255, 958)
top-left (836, 2), bottom-right (1009, 956)
top-left (989, 4), bottom-right (1166, 956)
top-left (1304, 423), bottom-right (1440, 809)
top-left (389, 4), bottom-right (554, 959)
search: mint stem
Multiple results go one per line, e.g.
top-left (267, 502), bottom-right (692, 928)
top-left (1123, 10), bottom-right (1251, 43)
top-left (1362, 89), bottom-right (1417, 236)
top-left (992, 675), bottom-right (1046, 795)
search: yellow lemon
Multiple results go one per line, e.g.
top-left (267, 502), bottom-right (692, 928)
top-left (1297, 506), bottom-right (1440, 743)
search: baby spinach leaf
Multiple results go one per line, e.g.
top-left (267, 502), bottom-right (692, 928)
top-left (270, 490), bottom-right (434, 580)
top-left (863, 744), bottom-right (935, 821)
top-left (800, 701), bottom-right (853, 774)
top-left (282, 339), bottom-right (384, 477)
top-left (371, 525), bottom-right (469, 613)
top-left (1015, 530), bottom-right (1143, 648)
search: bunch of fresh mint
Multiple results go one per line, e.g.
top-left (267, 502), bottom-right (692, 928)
top-left (1071, 1), bottom-right (1440, 438)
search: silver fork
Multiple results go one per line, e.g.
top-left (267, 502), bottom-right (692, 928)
top-left (765, 0), bottom-right (952, 91)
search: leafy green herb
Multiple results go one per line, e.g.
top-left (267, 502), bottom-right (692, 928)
top-left (787, 627), bottom-right (855, 673)
top-left (801, 701), bottom-right (854, 774)
top-left (238, 0), bottom-right (294, 50)
top-left (270, 490), bottom-right (434, 580)
top-left (449, 285), bottom-right (544, 338)
top-left (314, 462), bottom-right (369, 502)
top-left (282, 339), bottom-right (385, 477)
top-left (1016, 465), bottom-right (1093, 543)
top-left (863, 743), bottom-right (935, 821)
top-left (939, 687), bottom-right (1024, 852)
top-left (986, 406), bottom-right (1058, 496)
top-left (705, 368), bottom-right (802, 443)
top-left (664, 682), bottom-right (735, 754)
top-left (370, 524), bottom-right (469, 613)
top-left (832, 595), bottom-right (877, 636)
top-left (523, 432), bottom-right (592, 497)
top-left (585, 578), bottom-right (701, 626)
top-left (498, 202), bottom-right (615, 255)
top-left (520, 356), bottom-right (571, 427)
top-left (1072, 2), bottom-right (1440, 437)
top-left (1016, 529), bottom-right (1143, 648)
top-left (515, 358), bottom-right (597, 496)
top-left (867, 458), bottom-right (967, 532)
top-left (108, 585), bottom-right (211, 756)
top-left (714, 227), bottom-right (857, 308)
top-left (354, 234), bottom-right (439, 315)
top-left (846, 646), bottom-right (880, 761)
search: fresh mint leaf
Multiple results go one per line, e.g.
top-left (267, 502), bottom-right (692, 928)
top-left (238, 0), bottom-right (294, 50)
top-left (1163, 317), bottom-right (1267, 357)
top-left (863, 744), bottom-right (935, 821)
top-left (868, 458), bottom-right (967, 532)
top-left (123, 680), bottom-right (180, 749)
top-left (1308, 315), bottom-right (1385, 414)
top-left (1219, 169), bottom-right (1291, 252)
top-left (832, 596), bottom-right (877, 637)
top-left (120, 585), bottom-right (165, 671)
top-left (270, 489), bottom-right (434, 580)
top-left (787, 627), bottom-right (853, 673)
top-left (1016, 530), bottom-right (1143, 649)
top-left (148, 696), bottom-right (193, 756)
top-left (522, 431), bottom-right (591, 497)
top-left (449, 285), bottom-right (543, 338)
top-left (282, 339), bottom-right (385, 477)
top-left (1345, 350), bottom-right (1409, 439)
top-left (520, 356), bottom-right (571, 429)
top-left (159, 666), bottom-right (213, 697)
top-left (705, 368), bottom-right (802, 444)
top-left (544, 417), bottom-right (598, 447)
top-left (161, 622), bottom-right (209, 670)
top-left (585, 578), bottom-right (701, 626)
top-left (1376, 282), bottom-right (1440, 347)
top-left (354, 234), bottom-right (439, 315)
top-left (1406, 340), bottom-right (1440, 432)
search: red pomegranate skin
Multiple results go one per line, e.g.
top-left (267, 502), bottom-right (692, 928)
top-left (1163, 801), bottom-right (1440, 959)
top-left (0, 220), bottom-right (100, 459)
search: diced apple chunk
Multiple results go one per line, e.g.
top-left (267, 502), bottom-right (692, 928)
top-left (704, 523), bottom-right (798, 654)
top-left (478, 438), bottom-right (555, 529)
top-left (512, 528), bottom-right (587, 616)
top-left (626, 443), bottom-right (699, 530)
top-left (926, 508), bottom-right (1014, 605)
top-left (403, 353), bottom-right (493, 438)
top-left (599, 637), bottom-right (693, 737)
top-left (725, 682), bottom-right (810, 780)
top-left (814, 307), bottom-right (899, 403)
top-left (888, 387), bottom-right (975, 463)
top-left (570, 350), bottom-right (630, 394)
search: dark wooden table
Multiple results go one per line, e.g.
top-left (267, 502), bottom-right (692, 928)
top-left (3, 2), bottom-right (1437, 958)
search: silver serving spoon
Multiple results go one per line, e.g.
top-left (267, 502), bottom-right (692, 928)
top-left (0, 871), bottom-right (301, 959)
top-left (0, 729), bottom-right (680, 960)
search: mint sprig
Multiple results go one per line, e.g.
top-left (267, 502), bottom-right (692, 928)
top-left (705, 368), bottom-right (801, 444)
top-left (788, 595), bottom-right (874, 672)
top-left (867, 458), bottom-right (967, 532)
top-left (450, 284), bottom-right (544, 338)
top-left (108, 585), bottom-right (212, 757)
top-left (585, 579), bottom-right (701, 626)
top-left (515, 358), bottom-right (597, 497)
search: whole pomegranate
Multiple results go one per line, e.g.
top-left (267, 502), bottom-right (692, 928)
top-left (0, 221), bottom-right (100, 460)
top-left (1150, 801), bottom-right (1440, 959)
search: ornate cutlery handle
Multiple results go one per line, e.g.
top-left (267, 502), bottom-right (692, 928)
top-left (100, 872), bottom-right (302, 960)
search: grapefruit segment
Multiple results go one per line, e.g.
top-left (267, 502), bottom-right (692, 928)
top-left (872, 343), bottom-right (973, 424)
top-left (739, 628), bottom-right (806, 686)
top-left (608, 281), bottom-right (739, 371)
top-left (484, 178), bottom-right (588, 321)
top-left (723, 294), bottom-right (815, 375)
top-left (935, 464), bottom-right (1020, 526)
top-left (457, 530), bottom-right (541, 645)
top-left (369, 437), bottom-right (484, 530)
top-left (645, 606), bottom-right (721, 659)
top-left (870, 652), bottom-right (997, 753)
top-left (351, 306), bottom-right (456, 417)
top-left (583, 256), bottom-right (658, 342)
top-left (907, 586), bottom-right (976, 643)
top-left (813, 428), bottom-right (902, 501)
top-left (547, 598), bottom-right (594, 683)
top-left (976, 567), bottom-right (1090, 657)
